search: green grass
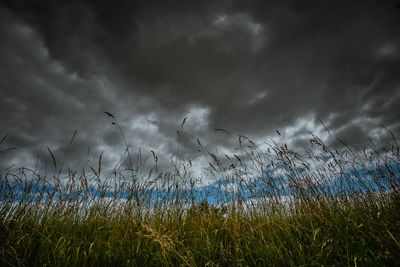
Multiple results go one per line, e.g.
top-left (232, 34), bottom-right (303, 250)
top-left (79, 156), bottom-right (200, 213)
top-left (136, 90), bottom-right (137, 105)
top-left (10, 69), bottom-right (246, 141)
top-left (1, 123), bottom-right (400, 266)
top-left (1, 193), bottom-right (399, 266)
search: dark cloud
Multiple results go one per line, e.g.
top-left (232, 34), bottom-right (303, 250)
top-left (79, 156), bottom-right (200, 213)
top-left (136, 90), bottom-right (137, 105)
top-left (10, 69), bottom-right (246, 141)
top-left (1, 0), bottom-right (399, 173)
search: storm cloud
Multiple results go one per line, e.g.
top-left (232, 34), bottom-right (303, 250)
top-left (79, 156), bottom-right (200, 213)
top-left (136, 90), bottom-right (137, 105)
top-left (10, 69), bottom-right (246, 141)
top-left (1, 0), bottom-right (399, 173)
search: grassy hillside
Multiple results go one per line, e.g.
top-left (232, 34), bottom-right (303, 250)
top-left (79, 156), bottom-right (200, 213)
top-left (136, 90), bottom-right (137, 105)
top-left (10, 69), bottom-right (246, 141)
top-left (1, 129), bottom-right (399, 266)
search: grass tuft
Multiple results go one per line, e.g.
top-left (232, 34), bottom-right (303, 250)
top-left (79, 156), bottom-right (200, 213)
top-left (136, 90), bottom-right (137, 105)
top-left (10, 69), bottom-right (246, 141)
top-left (1, 121), bottom-right (399, 266)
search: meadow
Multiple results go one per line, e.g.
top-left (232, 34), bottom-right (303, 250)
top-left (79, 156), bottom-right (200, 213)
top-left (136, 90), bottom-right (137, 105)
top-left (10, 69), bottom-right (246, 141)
top-left (1, 118), bottom-right (399, 266)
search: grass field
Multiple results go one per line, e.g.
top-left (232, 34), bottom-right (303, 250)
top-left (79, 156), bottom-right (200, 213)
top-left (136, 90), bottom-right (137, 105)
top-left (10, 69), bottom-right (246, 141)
top-left (1, 124), bottom-right (399, 266)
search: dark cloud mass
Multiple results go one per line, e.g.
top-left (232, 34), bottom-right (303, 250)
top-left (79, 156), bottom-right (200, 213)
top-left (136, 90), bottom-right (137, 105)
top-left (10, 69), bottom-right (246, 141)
top-left (1, 0), bottom-right (399, 172)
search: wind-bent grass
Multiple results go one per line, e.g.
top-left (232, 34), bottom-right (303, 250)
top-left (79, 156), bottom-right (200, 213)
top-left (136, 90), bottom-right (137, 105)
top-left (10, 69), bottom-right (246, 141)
top-left (0, 122), bottom-right (399, 266)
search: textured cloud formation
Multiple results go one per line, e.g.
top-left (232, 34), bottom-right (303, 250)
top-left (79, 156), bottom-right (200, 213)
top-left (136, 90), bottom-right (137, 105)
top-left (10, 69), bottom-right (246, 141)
top-left (1, 0), bottom-right (399, 173)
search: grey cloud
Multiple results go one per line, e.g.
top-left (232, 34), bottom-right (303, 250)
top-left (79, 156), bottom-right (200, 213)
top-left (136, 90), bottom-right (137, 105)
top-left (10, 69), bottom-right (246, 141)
top-left (1, 0), bottom-right (399, 173)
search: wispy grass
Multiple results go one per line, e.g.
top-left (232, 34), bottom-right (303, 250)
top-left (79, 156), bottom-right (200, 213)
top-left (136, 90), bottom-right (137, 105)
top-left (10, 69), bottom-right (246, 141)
top-left (0, 118), bottom-right (399, 266)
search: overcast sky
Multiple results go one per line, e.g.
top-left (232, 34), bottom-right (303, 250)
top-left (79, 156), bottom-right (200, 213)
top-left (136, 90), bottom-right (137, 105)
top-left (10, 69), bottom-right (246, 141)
top-left (1, 0), bottom-right (399, 174)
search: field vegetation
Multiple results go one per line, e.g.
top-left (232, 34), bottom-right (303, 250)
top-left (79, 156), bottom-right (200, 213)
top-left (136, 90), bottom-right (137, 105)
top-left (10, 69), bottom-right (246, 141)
top-left (1, 117), bottom-right (399, 266)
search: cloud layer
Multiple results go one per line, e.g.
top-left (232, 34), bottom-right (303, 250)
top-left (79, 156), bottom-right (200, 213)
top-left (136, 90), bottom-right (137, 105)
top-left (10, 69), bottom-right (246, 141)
top-left (1, 0), bottom-right (399, 172)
